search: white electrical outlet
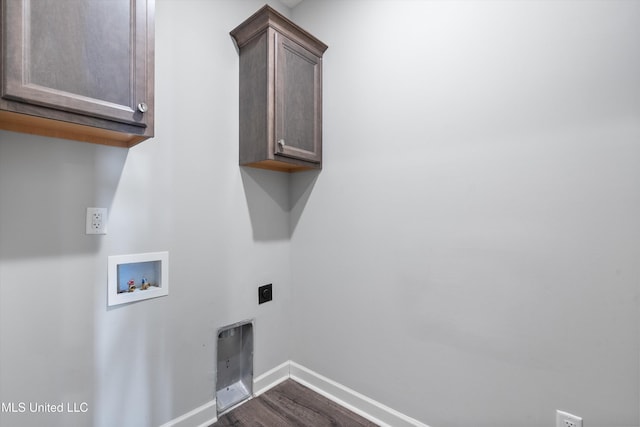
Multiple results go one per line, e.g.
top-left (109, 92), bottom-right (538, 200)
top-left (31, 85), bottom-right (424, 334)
top-left (557, 410), bottom-right (583, 427)
top-left (86, 207), bottom-right (108, 235)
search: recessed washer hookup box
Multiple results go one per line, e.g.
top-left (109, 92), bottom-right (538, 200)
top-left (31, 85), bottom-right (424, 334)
top-left (107, 251), bottom-right (169, 307)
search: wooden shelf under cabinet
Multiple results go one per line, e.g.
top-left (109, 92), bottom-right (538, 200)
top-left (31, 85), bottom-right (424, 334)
top-left (0, 111), bottom-right (148, 148)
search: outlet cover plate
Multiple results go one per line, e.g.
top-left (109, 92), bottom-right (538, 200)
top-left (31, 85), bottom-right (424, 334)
top-left (86, 207), bottom-right (108, 234)
top-left (557, 410), bottom-right (582, 427)
top-left (258, 283), bottom-right (273, 304)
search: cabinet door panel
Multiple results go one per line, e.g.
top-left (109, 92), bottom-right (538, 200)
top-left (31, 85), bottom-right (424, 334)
top-left (275, 34), bottom-right (321, 163)
top-left (2, 0), bottom-right (148, 128)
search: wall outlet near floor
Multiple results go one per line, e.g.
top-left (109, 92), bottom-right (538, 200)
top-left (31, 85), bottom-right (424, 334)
top-left (557, 410), bottom-right (582, 427)
top-left (86, 207), bottom-right (108, 234)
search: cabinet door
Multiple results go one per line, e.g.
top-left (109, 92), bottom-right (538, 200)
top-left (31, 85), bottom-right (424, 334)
top-left (275, 33), bottom-right (322, 164)
top-left (2, 0), bottom-right (150, 129)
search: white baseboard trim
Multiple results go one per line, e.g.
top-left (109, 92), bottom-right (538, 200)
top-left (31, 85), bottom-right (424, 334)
top-left (253, 360), bottom-right (291, 396)
top-left (158, 398), bottom-right (217, 427)
top-left (161, 360), bottom-right (428, 427)
top-left (289, 361), bottom-right (429, 427)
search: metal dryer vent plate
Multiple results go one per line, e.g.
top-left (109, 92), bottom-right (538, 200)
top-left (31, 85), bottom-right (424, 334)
top-left (216, 320), bottom-right (254, 414)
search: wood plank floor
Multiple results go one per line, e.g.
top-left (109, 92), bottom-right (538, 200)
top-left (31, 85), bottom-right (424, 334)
top-left (211, 379), bottom-right (379, 427)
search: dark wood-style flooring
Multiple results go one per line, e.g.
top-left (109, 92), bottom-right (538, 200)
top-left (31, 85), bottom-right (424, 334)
top-left (211, 379), bottom-right (379, 427)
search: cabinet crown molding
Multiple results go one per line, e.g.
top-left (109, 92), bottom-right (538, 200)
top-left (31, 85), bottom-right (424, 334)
top-left (230, 5), bottom-right (328, 57)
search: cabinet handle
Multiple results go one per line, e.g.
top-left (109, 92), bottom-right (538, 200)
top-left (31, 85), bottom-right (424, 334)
top-left (137, 102), bottom-right (148, 113)
top-left (277, 139), bottom-right (285, 150)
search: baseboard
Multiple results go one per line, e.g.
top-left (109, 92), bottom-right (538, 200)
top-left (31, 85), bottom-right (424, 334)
top-left (161, 360), bottom-right (428, 427)
top-left (253, 360), bottom-right (291, 396)
top-left (289, 361), bottom-right (429, 427)
top-left (158, 398), bottom-right (217, 427)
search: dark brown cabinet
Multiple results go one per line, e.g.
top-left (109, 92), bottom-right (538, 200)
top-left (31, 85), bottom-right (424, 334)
top-left (0, 0), bottom-right (154, 148)
top-left (231, 6), bottom-right (327, 172)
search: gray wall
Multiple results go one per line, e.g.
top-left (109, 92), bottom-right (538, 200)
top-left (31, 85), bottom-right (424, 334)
top-left (290, 1), bottom-right (640, 426)
top-left (1, 1), bottom-right (638, 427)
top-left (0, 1), bottom-right (293, 426)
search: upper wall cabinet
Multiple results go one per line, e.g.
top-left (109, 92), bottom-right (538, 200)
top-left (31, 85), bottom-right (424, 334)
top-left (0, 0), bottom-right (154, 148)
top-left (231, 5), bottom-right (328, 172)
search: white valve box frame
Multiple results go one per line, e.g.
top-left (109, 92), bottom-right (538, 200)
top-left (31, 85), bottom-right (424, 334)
top-left (108, 251), bottom-right (169, 306)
